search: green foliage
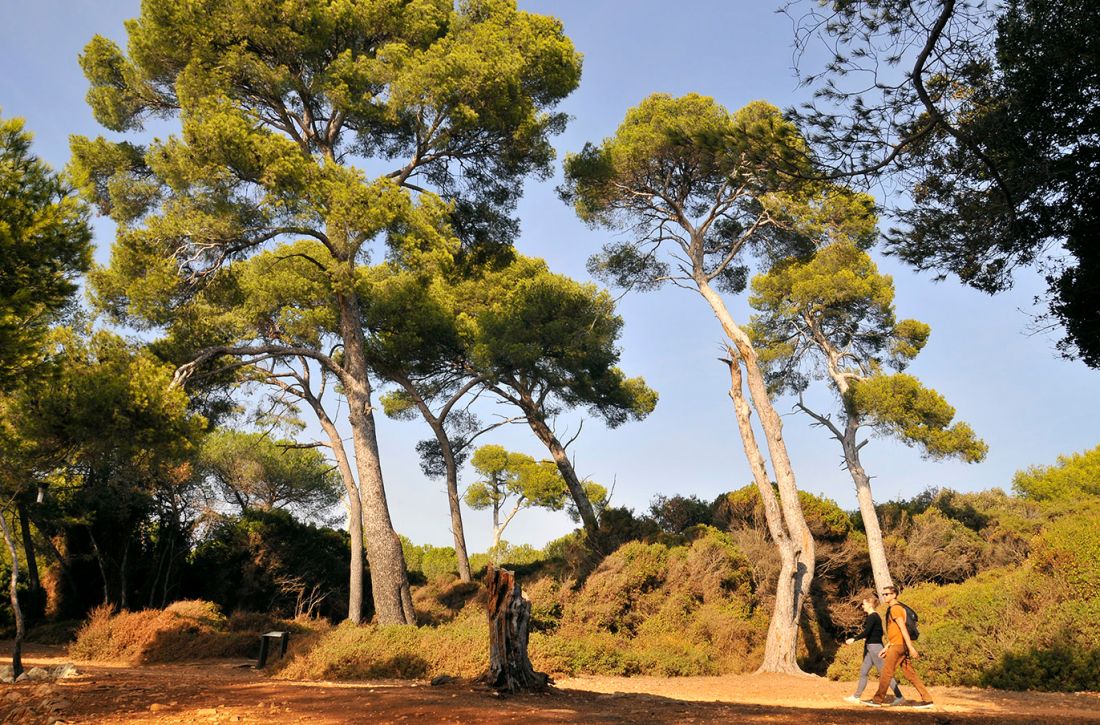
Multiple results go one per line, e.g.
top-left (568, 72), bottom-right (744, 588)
top-left (464, 256), bottom-right (658, 428)
top-left (0, 114), bottom-right (91, 391)
top-left (188, 509), bottom-right (355, 621)
top-left (400, 536), bottom-right (459, 583)
top-left (748, 242), bottom-right (986, 463)
top-left (647, 494), bottom-right (714, 534)
top-left (1013, 444), bottom-right (1100, 501)
top-left (848, 374), bottom-right (988, 462)
top-left (563, 93), bottom-right (876, 294)
top-left (198, 429), bottom-right (343, 517)
top-left (529, 527), bottom-right (766, 676)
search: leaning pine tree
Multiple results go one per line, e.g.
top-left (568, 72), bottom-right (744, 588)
top-left (748, 241), bottom-right (988, 594)
top-left (71, 0), bottom-right (581, 624)
top-left (561, 94), bottom-right (877, 673)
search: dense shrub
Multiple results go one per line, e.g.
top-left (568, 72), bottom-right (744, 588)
top-left (827, 499), bottom-right (1100, 692)
top-left (527, 527), bottom-right (767, 676)
top-left (68, 600), bottom-right (276, 663)
top-left (275, 611), bottom-right (488, 680)
top-left (186, 509), bottom-right (357, 621)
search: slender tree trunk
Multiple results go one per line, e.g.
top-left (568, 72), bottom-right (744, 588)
top-left (87, 528), bottom-right (111, 607)
top-left (699, 278), bottom-right (815, 674)
top-left (842, 420), bottom-right (894, 593)
top-left (119, 538), bottom-right (130, 611)
top-left (419, 409), bottom-right (472, 582)
top-left (311, 397), bottom-right (366, 624)
top-left (336, 291), bottom-right (414, 624)
top-left (0, 513), bottom-right (25, 680)
top-left (724, 352), bottom-right (805, 673)
top-left (523, 409), bottom-right (600, 541)
top-left (16, 503), bottom-right (39, 594)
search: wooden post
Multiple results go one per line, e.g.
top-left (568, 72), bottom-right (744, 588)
top-left (482, 565), bottom-right (549, 693)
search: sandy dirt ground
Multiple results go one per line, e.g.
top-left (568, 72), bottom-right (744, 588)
top-left (1, 643), bottom-right (1098, 724)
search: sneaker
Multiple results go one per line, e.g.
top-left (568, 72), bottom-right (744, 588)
top-left (912, 701), bottom-right (935, 709)
top-left (860, 700), bottom-right (884, 707)
top-left (892, 696), bottom-right (905, 705)
top-left (844, 695), bottom-right (861, 703)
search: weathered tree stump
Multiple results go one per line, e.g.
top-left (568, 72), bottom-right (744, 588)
top-left (482, 564), bottom-right (549, 693)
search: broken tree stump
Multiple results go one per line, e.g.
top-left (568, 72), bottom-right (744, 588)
top-left (482, 564), bottom-right (549, 693)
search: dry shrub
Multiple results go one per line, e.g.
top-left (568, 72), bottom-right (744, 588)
top-left (69, 600), bottom-right (285, 664)
top-left (411, 575), bottom-right (483, 625)
top-left (275, 610), bottom-right (488, 680)
top-left (530, 527), bottom-right (767, 676)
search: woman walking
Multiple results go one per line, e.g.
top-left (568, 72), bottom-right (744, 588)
top-left (844, 595), bottom-right (903, 704)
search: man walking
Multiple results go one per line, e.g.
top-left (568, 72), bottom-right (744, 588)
top-left (864, 585), bottom-right (934, 709)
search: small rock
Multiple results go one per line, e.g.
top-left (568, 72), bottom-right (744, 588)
top-left (25, 667), bottom-right (50, 681)
top-left (149, 703), bottom-right (167, 712)
top-left (197, 707), bottom-right (219, 716)
top-left (431, 675), bottom-right (457, 686)
top-left (52, 664), bottom-right (80, 679)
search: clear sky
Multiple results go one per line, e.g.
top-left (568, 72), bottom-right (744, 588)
top-left (2, 1), bottom-right (1097, 555)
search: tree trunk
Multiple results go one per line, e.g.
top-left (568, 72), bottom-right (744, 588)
top-left (87, 528), bottom-right (111, 607)
top-left (311, 396), bottom-right (366, 624)
top-left (723, 352), bottom-right (807, 674)
top-left (16, 503), bottom-right (39, 594)
top-left (424, 412), bottom-right (472, 582)
top-left (482, 564), bottom-right (549, 693)
top-left (524, 410), bottom-right (600, 542)
top-left (699, 277), bottom-right (815, 674)
top-left (119, 537), bottom-right (130, 611)
top-left (842, 420), bottom-right (894, 593)
top-left (0, 513), bottom-right (25, 680)
top-left (337, 291), bottom-right (414, 624)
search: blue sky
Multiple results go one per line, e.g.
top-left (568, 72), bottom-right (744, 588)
top-left (2, 1), bottom-right (1097, 554)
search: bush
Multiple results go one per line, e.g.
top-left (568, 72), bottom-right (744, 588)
top-left (186, 509), bottom-right (356, 621)
top-left (275, 612), bottom-right (488, 680)
top-left (68, 600), bottom-right (276, 663)
top-left (528, 527), bottom-right (767, 676)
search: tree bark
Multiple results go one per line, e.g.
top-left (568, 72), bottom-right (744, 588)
top-left (410, 390), bottom-right (472, 583)
top-left (806, 329), bottom-right (894, 595)
top-left (308, 388), bottom-right (366, 624)
top-left (0, 513), bottom-right (25, 680)
top-left (16, 503), bottom-right (39, 594)
top-left (842, 420), bottom-right (894, 594)
top-left (723, 352), bottom-right (806, 674)
top-left (699, 277), bottom-right (815, 674)
top-left (482, 564), bottom-right (549, 693)
top-left (523, 409), bottom-right (600, 542)
top-left (336, 291), bottom-right (414, 624)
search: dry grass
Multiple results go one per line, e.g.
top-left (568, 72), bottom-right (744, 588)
top-left (68, 600), bottom-right (298, 664)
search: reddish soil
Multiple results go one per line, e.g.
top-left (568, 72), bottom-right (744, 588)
top-left (2, 644), bottom-right (1098, 724)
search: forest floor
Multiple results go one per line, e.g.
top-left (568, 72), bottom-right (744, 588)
top-left (2, 643), bottom-right (1098, 724)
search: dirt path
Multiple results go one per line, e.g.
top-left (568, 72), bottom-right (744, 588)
top-left (2, 644), bottom-right (1097, 724)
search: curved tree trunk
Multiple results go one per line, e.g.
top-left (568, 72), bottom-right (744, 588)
top-left (483, 564), bottom-right (549, 693)
top-left (337, 291), bottom-right (414, 625)
top-left (309, 382), bottom-right (366, 623)
top-left (723, 351), bottom-right (806, 674)
top-left (700, 278), bottom-right (816, 674)
top-left (842, 421), bottom-right (894, 594)
top-left (0, 513), bottom-right (25, 680)
top-left (523, 410), bottom-right (600, 543)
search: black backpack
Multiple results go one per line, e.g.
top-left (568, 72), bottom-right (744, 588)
top-left (889, 602), bottom-right (920, 641)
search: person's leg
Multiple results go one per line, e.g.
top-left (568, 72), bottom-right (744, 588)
top-left (897, 655), bottom-right (933, 702)
top-left (870, 646), bottom-right (902, 703)
top-left (865, 644), bottom-right (903, 699)
top-left (854, 648), bottom-right (876, 697)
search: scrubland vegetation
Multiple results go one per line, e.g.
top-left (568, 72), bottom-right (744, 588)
top-left (47, 445), bottom-right (1100, 691)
